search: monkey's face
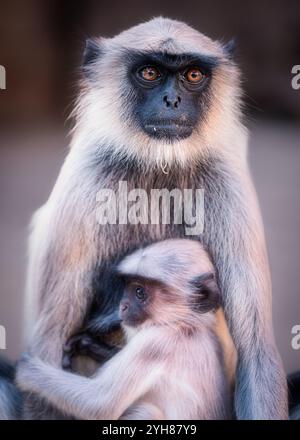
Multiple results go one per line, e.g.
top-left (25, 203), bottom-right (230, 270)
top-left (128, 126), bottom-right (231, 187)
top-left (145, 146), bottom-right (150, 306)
top-left (118, 271), bottom-right (221, 330)
top-left (119, 279), bottom-right (153, 328)
top-left (119, 277), bottom-right (195, 329)
top-left (119, 278), bottom-right (179, 328)
top-left (78, 18), bottom-right (244, 167)
top-left (128, 52), bottom-right (215, 141)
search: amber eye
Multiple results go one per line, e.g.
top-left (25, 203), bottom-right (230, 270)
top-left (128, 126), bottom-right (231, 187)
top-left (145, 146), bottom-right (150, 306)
top-left (139, 66), bottom-right (160, 82)
top-left (135, 286), bottom-right (147, 301)
top-left (185, 67), bottom-right (204, 84)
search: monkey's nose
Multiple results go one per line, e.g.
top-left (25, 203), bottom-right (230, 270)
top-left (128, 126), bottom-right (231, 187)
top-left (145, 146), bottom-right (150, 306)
top-left (120, 302), bottom-right (129, 312)
top-left (163, 95), bottom-right (181, 109)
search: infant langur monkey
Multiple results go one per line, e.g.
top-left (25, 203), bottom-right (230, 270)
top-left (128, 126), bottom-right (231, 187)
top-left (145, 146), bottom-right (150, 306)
top-left (17, 239), bottom-right (232, 420)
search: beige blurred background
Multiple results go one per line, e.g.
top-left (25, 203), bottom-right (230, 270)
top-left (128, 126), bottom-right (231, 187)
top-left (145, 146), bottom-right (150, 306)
top-left (0, 0), bottom-right (299, 374)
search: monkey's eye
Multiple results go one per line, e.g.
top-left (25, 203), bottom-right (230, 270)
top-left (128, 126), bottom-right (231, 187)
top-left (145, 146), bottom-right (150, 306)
top-left (138, 66), bottom-right (161, 82)
top-left (135, 286), bottom-right (147, 301)
top-left (183, 67), bottom-right (204, 84)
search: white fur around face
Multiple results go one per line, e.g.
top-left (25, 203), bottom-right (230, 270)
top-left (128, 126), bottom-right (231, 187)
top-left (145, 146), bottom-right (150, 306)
top-left (71, 17), bottom-right (248, 170)
top-left (118, 238), bottom-right (214, 286)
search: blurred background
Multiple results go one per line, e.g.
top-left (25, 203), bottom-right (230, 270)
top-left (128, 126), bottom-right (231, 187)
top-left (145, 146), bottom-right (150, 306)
top-left (0, 0), bottom-right (299, 374)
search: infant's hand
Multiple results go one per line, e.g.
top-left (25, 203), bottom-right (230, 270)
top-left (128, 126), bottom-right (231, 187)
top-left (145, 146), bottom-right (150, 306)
top-left (62, 332), bottom-right (117, 370)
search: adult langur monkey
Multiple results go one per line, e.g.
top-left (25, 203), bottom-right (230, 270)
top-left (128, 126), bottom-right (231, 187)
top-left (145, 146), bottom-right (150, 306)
top-left (20, 17), bottom-right (287, 419)
top-left (17, 239), bottom-right (232, 420)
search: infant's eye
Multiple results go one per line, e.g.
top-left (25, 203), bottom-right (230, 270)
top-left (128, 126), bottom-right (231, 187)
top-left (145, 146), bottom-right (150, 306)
top-left (138, 66), bottom-right (161, 82)
top-left (135, 286), bottom-right (147, 301)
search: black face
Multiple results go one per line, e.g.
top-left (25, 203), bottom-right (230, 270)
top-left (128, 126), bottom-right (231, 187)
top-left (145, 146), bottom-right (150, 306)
top-left (119, 279), bottom-right (150, 327)
top-left (128, 51), bottom-right (219, 141)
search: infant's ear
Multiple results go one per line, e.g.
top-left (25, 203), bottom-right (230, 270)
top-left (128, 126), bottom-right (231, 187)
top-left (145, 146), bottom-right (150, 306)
top-left (190, 272), bottom-right (221, 313)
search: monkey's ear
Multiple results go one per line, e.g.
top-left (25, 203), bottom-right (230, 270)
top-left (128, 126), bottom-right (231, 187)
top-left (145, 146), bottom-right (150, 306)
top-left (190, 272), bottom-right (221, 313)
top-left (224, 38), bottom-right (237, 59)
top-left (82, 38), bottom-right (103, 76)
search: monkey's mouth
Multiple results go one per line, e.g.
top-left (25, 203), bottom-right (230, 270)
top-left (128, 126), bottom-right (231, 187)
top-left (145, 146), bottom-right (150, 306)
top-left (144, 120), bottom-right (194, 140)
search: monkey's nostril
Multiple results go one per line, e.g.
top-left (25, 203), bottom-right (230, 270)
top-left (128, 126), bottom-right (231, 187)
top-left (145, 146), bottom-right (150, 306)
top-left (164, 95), bottom-right (181, 109)
top-left (174, 96), bottom-right (181, 108)
top-left (163, 95), bottom-right (170, 107)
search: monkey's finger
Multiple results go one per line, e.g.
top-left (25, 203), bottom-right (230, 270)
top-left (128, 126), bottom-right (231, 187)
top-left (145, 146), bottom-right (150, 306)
top-left (62, 353), bottom-right (72, 370)
top-left (63, 340), bottom-right (76, 353)
top-left (85, 342), bottom-right (116, 358)
top-left (63, 344), bottom-right (72, 353)
top-left (80, 337), bottom-right (92, 348)
top-left (63, 334), bottom-right (84, 353)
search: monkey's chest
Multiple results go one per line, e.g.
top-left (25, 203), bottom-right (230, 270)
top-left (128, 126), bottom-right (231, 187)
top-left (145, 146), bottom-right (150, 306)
top-left (91, 171), bottom-right (204, 334)
top-left (95, 169), bottom-right (204, 254)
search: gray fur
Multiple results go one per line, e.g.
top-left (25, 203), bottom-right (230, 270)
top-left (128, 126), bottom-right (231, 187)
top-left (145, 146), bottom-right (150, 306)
top-left (20, 17), bottom-right (287, 419)
top-left (17, 238), bottom-right (232, 420)
top-left (0, 357), bottom-right (22, 420)
top-left (17, 328), bottom-right (231, 420)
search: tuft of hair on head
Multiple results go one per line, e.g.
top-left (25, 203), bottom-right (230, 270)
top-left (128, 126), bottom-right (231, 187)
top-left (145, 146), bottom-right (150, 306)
top-left (223, 38), bottom-right (237, 60)
top-left (117, 239), bottom-right (215, 291)
top-left (82, 38), bottom-right (104, 79)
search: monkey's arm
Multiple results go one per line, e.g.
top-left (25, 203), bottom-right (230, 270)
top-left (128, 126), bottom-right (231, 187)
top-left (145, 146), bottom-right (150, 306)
top-left (21, 158), bottom-right (107, 419)
top-left (205, 161), bottom-right (287, 419)
top-left (17, 332), bottom-right (162, 420)
top-left (24, 157), bottom-right (102, 368)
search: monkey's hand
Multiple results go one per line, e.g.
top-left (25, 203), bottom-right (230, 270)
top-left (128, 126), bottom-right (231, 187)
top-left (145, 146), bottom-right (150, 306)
top-left (62, 332), bottom-right (118, 370)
